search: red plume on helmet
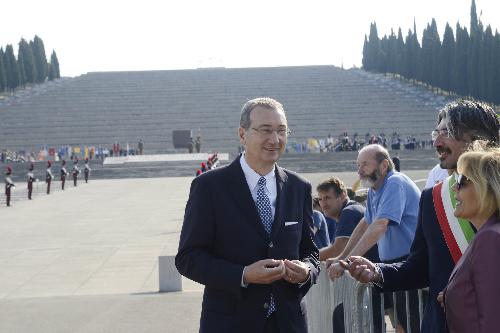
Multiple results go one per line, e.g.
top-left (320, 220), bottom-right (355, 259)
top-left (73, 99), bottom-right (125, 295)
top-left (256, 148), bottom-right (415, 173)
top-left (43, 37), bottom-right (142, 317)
top-left (6, 166), bottom-right (12, 174)
top-left (62, 160), bottom-right (66, 165)
top-left (29, 163), bottom-right (34, 171)
top-left (47, 161), bottom-right (52, 167)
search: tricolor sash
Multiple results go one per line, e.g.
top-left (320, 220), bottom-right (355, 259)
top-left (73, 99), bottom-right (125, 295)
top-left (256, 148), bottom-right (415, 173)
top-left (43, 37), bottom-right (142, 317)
top-left (432, 175), bottom-right (476, 264)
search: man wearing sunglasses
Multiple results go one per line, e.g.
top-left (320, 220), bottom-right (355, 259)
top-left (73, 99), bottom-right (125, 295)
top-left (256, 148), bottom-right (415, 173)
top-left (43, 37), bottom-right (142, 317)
top-left (342, 99), bottom-right (499, 333)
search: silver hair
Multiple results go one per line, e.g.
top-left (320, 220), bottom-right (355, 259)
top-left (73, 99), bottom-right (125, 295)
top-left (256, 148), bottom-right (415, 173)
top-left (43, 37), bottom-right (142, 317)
top-left (239, 97), bottom-right (286, 129)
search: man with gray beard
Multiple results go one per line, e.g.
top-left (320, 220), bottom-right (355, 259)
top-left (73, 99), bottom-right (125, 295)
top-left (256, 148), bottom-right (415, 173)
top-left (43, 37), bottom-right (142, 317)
top-left (328, 144), bottom-right (421, 332)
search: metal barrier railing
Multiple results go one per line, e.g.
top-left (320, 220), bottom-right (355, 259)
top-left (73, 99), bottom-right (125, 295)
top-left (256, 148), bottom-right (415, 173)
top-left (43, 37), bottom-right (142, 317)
top-left (306, 263), bottom-right (426, 333)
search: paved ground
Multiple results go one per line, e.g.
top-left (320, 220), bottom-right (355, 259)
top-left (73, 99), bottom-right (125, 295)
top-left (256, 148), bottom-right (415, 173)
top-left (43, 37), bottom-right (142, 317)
top-left (0, 170), bottom-right (429, 332)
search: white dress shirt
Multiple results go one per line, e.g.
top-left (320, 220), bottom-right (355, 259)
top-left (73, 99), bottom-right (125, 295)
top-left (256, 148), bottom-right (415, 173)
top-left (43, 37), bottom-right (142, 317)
top-left (240, 153), bottom-right (277, 219)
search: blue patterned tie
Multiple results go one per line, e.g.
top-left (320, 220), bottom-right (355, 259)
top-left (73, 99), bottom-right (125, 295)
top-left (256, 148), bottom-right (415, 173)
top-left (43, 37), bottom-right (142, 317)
top-left (256, 176), bottom-right (276, 316)
top-left (257, 177), bottom-right (273, 234)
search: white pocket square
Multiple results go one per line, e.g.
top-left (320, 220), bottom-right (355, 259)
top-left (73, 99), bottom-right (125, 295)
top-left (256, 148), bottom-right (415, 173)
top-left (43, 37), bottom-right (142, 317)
top-left (285, 221), bottom-right (299, 226)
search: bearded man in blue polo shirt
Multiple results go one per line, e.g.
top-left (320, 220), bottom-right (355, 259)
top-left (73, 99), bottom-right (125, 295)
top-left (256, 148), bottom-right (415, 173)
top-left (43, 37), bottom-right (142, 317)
top-left (329, 143), bottom-right (421, 332)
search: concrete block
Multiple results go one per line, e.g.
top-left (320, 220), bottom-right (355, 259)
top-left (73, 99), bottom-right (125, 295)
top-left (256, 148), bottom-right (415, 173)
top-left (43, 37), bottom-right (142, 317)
top-left (158, 256), bottom-right (182, 292)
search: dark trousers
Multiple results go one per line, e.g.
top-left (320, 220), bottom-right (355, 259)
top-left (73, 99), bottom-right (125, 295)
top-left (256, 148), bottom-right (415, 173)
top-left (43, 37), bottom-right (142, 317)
top-left (28, 182), bottom-right (33, 199)
top-left (73, 175), bottom-right (77, 187)
top-left (61, 176), bottom-right (66, 190)
top-left (5, 187), bottom-right (11, 206)
top-left (84, 170), bottom-right (89, 183)
top-left (46, 180), bottom-right (51, 194)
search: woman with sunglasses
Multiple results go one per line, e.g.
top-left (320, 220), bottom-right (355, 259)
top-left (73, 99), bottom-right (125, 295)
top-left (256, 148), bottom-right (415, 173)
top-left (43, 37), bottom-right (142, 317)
top-left (443, 144), bottom-right (500, 332)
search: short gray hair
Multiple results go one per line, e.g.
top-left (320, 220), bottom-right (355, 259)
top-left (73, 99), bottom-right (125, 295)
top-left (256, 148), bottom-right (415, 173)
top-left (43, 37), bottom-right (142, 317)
top-left (240, 97), bottom-right (286, 129)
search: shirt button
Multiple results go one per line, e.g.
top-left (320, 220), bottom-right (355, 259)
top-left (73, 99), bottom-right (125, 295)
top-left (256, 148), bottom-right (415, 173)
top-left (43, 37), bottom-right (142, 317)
top-left (263, 303), bottom-right (269, 310)
top-left (269, 242), bottom-right (274, 248)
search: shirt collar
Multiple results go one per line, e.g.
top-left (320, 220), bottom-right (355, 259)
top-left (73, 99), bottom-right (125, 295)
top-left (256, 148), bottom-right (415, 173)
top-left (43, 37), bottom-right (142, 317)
top-left (240, 152), bottom-right (276, 192)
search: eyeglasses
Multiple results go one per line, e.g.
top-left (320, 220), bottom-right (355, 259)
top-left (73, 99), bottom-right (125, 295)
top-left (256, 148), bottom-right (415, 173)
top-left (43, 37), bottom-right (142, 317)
top-left (431, 128), bottom-right (451, 141)
top-left (454, 173), bottom-right (472, 190)
top-left (251, 127), bottom-right (291, 137)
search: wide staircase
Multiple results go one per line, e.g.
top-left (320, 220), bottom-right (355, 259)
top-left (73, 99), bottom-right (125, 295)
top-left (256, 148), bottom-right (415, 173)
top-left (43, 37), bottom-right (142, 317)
top-left (0, 66), bottom-right (451, 155)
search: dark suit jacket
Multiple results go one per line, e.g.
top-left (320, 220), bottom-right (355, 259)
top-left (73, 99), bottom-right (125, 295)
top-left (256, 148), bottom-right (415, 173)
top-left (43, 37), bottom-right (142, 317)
top-left (444, 215), bottom-right (500, 333)
top-left (377, 187), bottom-right (456, 333)
top-left (175, 156), bottom-right (320, 333)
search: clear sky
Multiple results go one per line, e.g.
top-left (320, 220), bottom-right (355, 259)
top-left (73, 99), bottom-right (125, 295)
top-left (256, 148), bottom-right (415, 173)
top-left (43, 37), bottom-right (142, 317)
top-left (3, 0), bottom-right (498, 77)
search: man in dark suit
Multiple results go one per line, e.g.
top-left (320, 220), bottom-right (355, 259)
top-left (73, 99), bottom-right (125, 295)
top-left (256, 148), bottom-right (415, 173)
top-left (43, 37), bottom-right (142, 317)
top-left (176, 97), bottom-right (320, 333)
top-left (340, 100), bottom-right (499, 333)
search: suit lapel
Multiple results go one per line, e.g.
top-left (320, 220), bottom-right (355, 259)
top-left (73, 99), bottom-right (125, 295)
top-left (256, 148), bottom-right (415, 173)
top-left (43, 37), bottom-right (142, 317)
top-left (226, 156), bottom-right (270, 241)
top-left (271, 165), bottom-right (288, 239)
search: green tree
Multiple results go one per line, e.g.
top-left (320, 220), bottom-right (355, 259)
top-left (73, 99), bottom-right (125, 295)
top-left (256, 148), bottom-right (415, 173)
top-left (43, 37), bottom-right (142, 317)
top-left (480, 26), bottom-right (494, 102)
top-left (18, 38), bottom-right (37, 84)
top-left (0, 48), bottom-right (6, 92)
top-left (362, 35), bottom-right (369, 69)
top-left (386, 29), bottom-right (398, 74)
top-left (454, 24), bottom-right (469, 96)
top-left (48, 50), bottom-right (60, 80)
top-left (364, 22), bottom-right (380, 71)
top-left (467, 0), bottom-right (480, 97)
top-left (17, 49), bottom-right (27, 87)
top-left (3, 45), bottom-right (20, 90)
top-left (31, 35), bottom-right (48, 83)
top-left (440, 23), bottom-right (455, 92)
top-left (396, 28), bottom-right (405, 75)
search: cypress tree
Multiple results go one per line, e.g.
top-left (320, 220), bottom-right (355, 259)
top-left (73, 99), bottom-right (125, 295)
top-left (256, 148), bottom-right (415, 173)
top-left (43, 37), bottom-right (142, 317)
top-left (428, 19), bottom-right (441, 89)
top-left (405, 20), bottom-right (421, 82)
top-left (454, 24), bottom-right (469, 96)
top-left (467, 0), bottom-right (480, 97)
top-left (4, 45), bottom-right (20, 90)
top-left (419, 23), bottom-right (433, 85)
top-left (0, 48), bottom-right (6, 92)
top-left (17, 49), bottom-right (27, 87)
top-left (440, 23), bottom-right (455, 92)
top-left (18, 38), bottom-right (37, 84)
top-left (366, 22), bottom-right (380, 71)
top-left (396, 28), bottom-right (405, 75)
top-left (362, 35), bottom-right (369, 70)
top-left (49, 50), bottom-right (60, 79)
top-left (481, 26), bottom-right (494, 102)
top-left (31, 35), bottom-right (48, 83)
top-left (386, 29), bottom-right (398, 74)
top-left (378, 35), bottom-right (389, 73)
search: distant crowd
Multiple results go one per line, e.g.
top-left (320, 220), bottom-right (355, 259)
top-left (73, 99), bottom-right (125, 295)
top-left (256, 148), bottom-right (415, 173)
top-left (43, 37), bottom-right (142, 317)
top-left (286, 131), bottom-right (432, 153)
top-left (0, 140), bottom-right (146, 164)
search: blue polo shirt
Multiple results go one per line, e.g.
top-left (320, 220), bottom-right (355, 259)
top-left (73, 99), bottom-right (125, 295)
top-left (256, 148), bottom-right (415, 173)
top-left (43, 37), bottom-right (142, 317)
top-left (365, 170), bottom-right (420, 261)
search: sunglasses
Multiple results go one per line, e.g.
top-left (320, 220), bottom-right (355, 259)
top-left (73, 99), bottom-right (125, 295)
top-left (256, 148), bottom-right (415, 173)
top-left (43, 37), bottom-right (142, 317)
top-left (454, 173), bottom-right (472, 190)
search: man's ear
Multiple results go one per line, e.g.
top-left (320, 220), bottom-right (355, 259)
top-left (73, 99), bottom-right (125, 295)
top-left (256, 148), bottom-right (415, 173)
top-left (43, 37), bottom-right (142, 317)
top-left (382, 159), bottom-right (389, 173)
top-left (238, 127), bottom-right (246, 145)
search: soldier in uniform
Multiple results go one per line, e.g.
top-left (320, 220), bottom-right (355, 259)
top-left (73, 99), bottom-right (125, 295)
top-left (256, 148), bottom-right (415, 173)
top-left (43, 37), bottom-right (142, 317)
top-left (46, 161), bottom-right (54, 194)
top-left (27, 163), bottom-right (35, 200)
top-left (84, 158), bottom-right (91, 183)
top-left (61, 160), bottom-right (69, 190)
top-left (5, 166), bottom-right (15, 206)
top-left (72, 159), bottom-right (80, 187)
top-left (195, 135), bottom-right (201, 153)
